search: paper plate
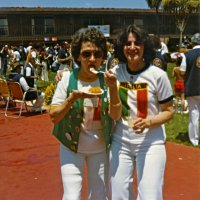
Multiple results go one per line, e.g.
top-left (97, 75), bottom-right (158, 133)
top-left (80, 86), bottom-right (104, 95)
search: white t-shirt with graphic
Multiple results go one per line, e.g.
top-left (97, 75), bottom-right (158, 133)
top-left (112, 63), bottom-right (173, 145)
top-left (51, 71), bottom-right (106, 153)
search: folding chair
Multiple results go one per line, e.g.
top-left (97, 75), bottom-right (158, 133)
top-left (0, 79), bottom-right (10, 113)
top-left (5, 81), bottom-right (38, 118)
top-left (0, 79), bottom-right (10, 100)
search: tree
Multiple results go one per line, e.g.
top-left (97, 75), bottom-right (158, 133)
top-left (146, 0), bottom-right (162, 13)
top-left (145, 0), bottom-right (162, 35)
top-left (161, 0), bottom-right (200, 49)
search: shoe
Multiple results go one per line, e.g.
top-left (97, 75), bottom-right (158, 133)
top-left (30, 107), bottom-right (46, 113)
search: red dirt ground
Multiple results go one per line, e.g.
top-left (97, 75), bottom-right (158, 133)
top-left (0, 111), bottom-right (200, 200)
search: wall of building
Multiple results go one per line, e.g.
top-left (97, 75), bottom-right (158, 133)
top-left (0, 8), bottom-right (199, 47)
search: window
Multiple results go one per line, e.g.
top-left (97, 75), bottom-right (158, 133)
top-left (45, 18), bottom-right (55, 34)
top-left (134, 19), bottom-right (143, 27)
top-left (32, 17), bottom-right (55, 35)
top-left (89, 17), bottom-right (102, 25)
top-left (32, 18), bottom-right (44, 35)
top-left (124, 17), bottom-right (134, 26)
top-left (0, 19), bottom-right (8, 36)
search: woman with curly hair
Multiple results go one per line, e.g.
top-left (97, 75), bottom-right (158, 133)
top-left (49, 27), bottom-right (121, 200)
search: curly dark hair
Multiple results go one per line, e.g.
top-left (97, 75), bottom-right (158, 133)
top-left (114, 25), bottom-right (155, 66)
top-left (71, 27), bottom-right (107, 66)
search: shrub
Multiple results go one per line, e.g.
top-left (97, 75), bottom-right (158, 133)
top-left (44, 83), bottom-right (56, 105)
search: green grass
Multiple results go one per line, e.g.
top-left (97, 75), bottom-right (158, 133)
top-left (166, 63), bottom-right (200, 147)
top-left (36, 71), bottom-right (56, 92)
top-left (166, 113), bottom-right (190, 145)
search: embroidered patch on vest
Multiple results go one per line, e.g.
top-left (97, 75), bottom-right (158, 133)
top-left (65, 132), bottom-right (72, 141)
top-left (196, 56), bottom-right (200, 68)
top-left (153, 58), bottom-right (163, 68)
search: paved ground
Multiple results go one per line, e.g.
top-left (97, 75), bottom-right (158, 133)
top-left (0, 111), bottom-right (200, 200)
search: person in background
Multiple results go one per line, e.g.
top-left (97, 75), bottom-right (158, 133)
top-left (160, 40), bottom-right (169, 55)
top-left (49, 27), bottom-right (121, 200)
top-left (105, 41), bottom-right (115, 71)
top-left (171, 52), bottom-right (185, 113)
top-left (109, 24), bottom-right (174, 200)
top-left (8, 63), bottom-right (45, 113)
top-left (180, 33), bottom-right (200, 146)
top-left (0, 45), bottom-right (9, 77)
top-left (40, 48), bottom-right (49, 82)
top-left (10, 46), bottom-right (21, 68)
top-left (24, 57), bottom-right (38, 88)
top-left (150, 34), bottom-right (170, 71)
top-left (18, 43), bottom-right (27, 65)
top-left (57, 41), bottom-right (73, 70)
top-left (46, 45), bottom-right (55, 71)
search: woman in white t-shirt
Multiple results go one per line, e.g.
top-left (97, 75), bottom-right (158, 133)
top-left (109, 25), bottom-right (174, 200)
top-left (49, 28), bottom-right (121, 200)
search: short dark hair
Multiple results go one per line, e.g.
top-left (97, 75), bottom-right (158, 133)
top-left (71, 27), bottom-right (107, 66)
top-left (114, 24), bottom-right (155, 66)
top-left (11, 64), bottom-right (23, 72)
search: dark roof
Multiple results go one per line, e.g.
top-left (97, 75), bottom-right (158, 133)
top-left (0, 7), bottom-right (156, 14)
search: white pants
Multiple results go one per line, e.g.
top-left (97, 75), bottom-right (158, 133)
top-left (60, 145), bottom-right (109, 200)
top-left (110, 141), bottom-right (166, 200)
top-left (187, 96), bottom-right (200, 146)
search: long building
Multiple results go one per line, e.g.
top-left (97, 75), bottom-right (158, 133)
top-left (0, 7), bottom-right (199, 46)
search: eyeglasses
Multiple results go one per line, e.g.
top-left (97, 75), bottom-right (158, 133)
top-left (81, 50), bottom-right (103, 59)
top-left (124, 41), bottom-right (143, 47)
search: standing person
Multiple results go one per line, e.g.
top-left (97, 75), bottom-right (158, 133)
top-left (57, 41), bottom-right (72, 70)
top-left (150, 35), bottom-right (170, 71)
top-left (49, 27), bottom-right (121, 200)
top-left (180, 33), bottom-right (200, 146)
top-left (11, 46), bottom-right (21, 67)
top-left (109, 24), bottom-right (174, 200)
top-left (171, 53), bottom-right (185, 113)
top-left (0, 45), bottom-right (9, 77)
top-left (18, 43), bottom-right (27, 65)
top-left (24, 57), bottom-right (38, 88)
top-left (46, 45), bottom-right (55, 70)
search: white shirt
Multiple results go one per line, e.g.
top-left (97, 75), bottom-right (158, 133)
top-left (112, 63), bottom-right (173, 145)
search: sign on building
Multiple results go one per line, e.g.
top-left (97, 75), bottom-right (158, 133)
top-left (88, 25), bottom-right (110, 37)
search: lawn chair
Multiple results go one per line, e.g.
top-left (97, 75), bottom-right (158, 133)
top-left (0, 79), bottom-right (10, 113)
top-left (5, 81), bottom-right (39, 118)
top-left (0, 79), bottom-right (10, 101)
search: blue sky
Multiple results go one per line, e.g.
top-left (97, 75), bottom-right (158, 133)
top-left (0, 0), bottom-right (148, 9)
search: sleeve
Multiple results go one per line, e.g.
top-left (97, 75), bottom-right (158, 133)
top-left (25, 66), bottom-right (31, 76)
top-left (180, 53), bottom-right (187, 72)
top-left (51, 71), bottom-right (70, 105)
top-left (19, 77), bottom-right (30, 92)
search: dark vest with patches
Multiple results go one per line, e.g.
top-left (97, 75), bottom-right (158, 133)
top-left (184, 48), bottom-right (200, 97)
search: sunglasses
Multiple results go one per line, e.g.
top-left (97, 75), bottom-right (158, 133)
top-left (81, 50), bottom-right (103, 59)
top-left (125, 41), bottom-right (143, 47)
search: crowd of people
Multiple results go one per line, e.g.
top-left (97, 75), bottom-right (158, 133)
top-left (0, 24), bottom-right (200, 199)
top-left (0, 41), bottom-right (74, 79)
top-left (0, 40), bottom-right (75, 112)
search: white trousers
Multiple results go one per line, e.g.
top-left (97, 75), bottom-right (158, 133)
top-left (60, 145), bottom-right (109, 200)
top-left (187, 96), bottom-right (200, 146)
top-left (110, 141), bottom-right (166, 200)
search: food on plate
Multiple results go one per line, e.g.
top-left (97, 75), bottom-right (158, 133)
top-left (88, 86), bottom-right (102, 94)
